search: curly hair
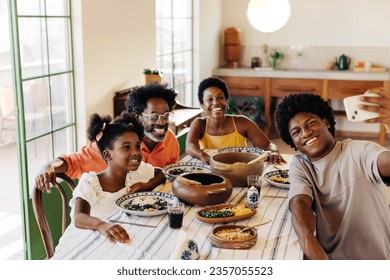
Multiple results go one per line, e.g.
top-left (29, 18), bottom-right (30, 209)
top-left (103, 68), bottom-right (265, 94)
top-left (197, 77), bottom-right (229, 104)
top-left (274, 93), bottom-right (336, 149)
top-left (87, 112), bottom-right (144, 160)
top-left (125, 83), bottom-right (177, 114)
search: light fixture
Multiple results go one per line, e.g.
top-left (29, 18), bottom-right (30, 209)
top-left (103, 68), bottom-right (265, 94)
top-left (247, 0), bottom-right (291, 33)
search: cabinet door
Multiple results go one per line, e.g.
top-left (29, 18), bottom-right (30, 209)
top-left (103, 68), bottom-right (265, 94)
top-left (216, 76), bottom-right (266, 97)
top-left (327, 80), bottom-right (384, 99)
top-left (271, 78), bottom-right (323, 97)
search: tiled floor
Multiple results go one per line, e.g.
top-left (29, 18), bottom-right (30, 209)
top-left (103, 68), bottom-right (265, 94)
top-left (0, 131), bottom-right (388, 260)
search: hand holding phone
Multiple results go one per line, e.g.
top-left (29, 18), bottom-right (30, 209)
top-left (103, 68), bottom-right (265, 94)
top-left (343, 92), bottom-right (380, 122)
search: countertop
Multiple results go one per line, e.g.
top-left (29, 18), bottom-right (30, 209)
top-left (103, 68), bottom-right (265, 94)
top-left (212, 67), bottom-right (390, 81)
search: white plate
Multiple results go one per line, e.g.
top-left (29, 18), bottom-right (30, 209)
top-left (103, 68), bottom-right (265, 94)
top-left (263, 170), bottom-right (290, 189)
top-left (218, 146), bottom-right (264, 155)
top-left (116, 192), bottom-right (177, 216)
top-left (163, 162), bottom-right (211, 181)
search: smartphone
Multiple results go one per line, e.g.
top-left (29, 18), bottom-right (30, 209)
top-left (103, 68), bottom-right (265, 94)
top-left (343, 92), bottom-right (379, 122)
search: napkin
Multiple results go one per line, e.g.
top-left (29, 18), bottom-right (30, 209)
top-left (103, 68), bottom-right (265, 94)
top-left (170, 230), bottom-right (199, 260)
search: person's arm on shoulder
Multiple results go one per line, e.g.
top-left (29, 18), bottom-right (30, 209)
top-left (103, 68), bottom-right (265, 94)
top-left (73, 197), bottom-right (130, 244)
top-left (34, 157), bottom-right (68, 193)
top-left (289, 194), bottom-right (329, 260)
top-left (359, 87), bottom-right (390, 129)
top-left (128, 168), bottom-right (166, 194)
top-left (185, 118), bottom-right (210, 163)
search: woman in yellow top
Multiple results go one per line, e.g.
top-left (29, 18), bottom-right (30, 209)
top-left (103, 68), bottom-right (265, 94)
top-left (186, 77), bottom-right (282, 164)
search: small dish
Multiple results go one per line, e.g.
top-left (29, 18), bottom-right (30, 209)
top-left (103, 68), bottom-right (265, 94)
top-left (195, 204), bottom-right (256, 224)
top-left (209, 224), bottom-right (258, 249)
top-left (218, 146), bottom-right (264, 155)
top-left (163, 162), bottom-right (211, 181)
top-left (263, 170), bottom-right (290, 189)
top-left (116, 191), bottom-right (176, 216)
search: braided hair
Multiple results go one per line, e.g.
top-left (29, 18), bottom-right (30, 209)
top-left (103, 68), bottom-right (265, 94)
top-left (87, 112), bottom-right (144, 159)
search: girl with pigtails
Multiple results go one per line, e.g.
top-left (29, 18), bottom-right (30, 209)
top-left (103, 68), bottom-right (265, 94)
top-left (65, 112), bottom-right (155, 244)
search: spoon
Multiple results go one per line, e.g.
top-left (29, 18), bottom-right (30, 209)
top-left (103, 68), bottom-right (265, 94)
top-left (238, 219), bottom-right (272, 234)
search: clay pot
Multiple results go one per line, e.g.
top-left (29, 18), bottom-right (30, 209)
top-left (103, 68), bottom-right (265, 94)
top-left (172, 173), bottom-right (233, 206)
top-left (210, 152), bottom-right (264, 188)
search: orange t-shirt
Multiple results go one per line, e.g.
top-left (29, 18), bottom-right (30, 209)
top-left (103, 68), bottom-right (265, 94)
top-left (60, 129), bottom-right (180, 179)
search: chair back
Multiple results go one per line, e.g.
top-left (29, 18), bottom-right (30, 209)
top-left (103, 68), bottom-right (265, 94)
top-left (32, 173), bottom-right (76, 259)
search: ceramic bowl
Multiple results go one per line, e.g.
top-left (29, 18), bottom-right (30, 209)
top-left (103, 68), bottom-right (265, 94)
top-left (210, 152), bottom-right (264, 187)
top-left (209, 224), bottom-right (258, 249)
top-left (172, 173), bottom-right (233, 206)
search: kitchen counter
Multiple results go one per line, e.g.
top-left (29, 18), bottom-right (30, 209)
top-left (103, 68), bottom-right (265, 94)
top-left (213, 68), bottom-right (389, 146)
top-left (212, 68), bottom-right (390, 81)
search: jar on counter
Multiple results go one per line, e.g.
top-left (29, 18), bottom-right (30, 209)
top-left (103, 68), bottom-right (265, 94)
top-left (251, 57), bottom-right (260, 68)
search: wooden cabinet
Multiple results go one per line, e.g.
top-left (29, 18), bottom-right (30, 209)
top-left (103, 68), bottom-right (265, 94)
top-left (270, 78), bottom-right (323, 97)
top-left (215, 75), bottom-right (389, 145)
top-left (217, 76), bottom-right (267, 97)
top-left (325, 80), bottom-right (384, 100)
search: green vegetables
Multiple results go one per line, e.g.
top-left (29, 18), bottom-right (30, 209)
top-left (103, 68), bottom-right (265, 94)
top-left (200, 210), bottom-right (234, 218)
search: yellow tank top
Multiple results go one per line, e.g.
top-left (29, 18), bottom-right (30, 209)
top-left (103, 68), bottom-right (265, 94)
top-left (199, 116), bottom-right (247, 149)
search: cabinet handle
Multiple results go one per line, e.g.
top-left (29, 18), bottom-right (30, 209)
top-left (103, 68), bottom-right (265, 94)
top-left (279, 87), bottom-right (315, 92)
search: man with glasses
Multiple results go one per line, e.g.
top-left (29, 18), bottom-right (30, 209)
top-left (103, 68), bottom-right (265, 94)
top-left (35, 83), bottom-right (180, 193)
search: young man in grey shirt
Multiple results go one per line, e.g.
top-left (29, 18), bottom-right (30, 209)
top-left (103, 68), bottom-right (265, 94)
top-left (274, 92), bottom-right (390, 260)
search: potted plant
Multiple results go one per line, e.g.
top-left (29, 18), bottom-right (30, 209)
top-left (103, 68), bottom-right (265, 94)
top-left (269, 49), bottom-right (284, 69)
top-left (143, 68), bottom-right (163, 85)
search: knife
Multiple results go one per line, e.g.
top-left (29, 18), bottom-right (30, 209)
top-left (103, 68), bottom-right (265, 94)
top-left (109, 219), bottom-right (157, 228)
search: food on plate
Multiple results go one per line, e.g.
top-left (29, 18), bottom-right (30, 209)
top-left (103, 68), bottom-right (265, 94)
top-left (200, 204), bottom-right (253, 218)
top-left (269, 173), bottom-right (289, 185)
top-left (168, 167), bottom-right (205, 176)
top-left (214, 228), bottom-right (253, 241)
top-left (124, 196), bottom-right (167, 212)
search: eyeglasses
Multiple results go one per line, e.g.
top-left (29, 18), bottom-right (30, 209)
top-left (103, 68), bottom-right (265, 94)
top-left (142, 112), bottom-right (174, 123)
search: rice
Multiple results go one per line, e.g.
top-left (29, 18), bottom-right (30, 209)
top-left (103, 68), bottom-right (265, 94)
top-left (214, 228), bottom-right (253, 241)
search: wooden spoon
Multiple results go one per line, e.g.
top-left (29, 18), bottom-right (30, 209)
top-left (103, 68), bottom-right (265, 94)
top-left (238, 219), bottom-right (272, 234)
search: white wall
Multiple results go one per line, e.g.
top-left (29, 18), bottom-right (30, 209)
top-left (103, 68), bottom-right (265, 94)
top-left (72, 0), bottom-right (156, 146)
top-left (222, 0), bottom-right (390, 47)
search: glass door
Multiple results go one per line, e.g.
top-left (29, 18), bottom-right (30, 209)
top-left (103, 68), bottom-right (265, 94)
top-left (8, 0), bottom-right (76, 259)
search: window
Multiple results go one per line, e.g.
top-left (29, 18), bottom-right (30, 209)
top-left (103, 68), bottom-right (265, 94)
top-left (156, 0), bottom-right (193, 106)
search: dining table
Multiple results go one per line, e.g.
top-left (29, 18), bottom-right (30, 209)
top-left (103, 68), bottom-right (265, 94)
top-left (51, 151), bottom-right (303, 260)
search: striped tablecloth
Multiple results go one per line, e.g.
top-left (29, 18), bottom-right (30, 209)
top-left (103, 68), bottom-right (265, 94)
top-left (51, 153), bottom-right (302, 260)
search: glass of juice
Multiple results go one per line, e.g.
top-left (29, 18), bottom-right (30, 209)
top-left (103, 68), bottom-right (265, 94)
top-left (168, 201), bottom-right (185, 229)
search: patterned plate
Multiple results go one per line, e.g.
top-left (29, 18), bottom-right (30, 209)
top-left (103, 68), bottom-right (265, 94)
top-left (263, 170), bottom-right (290, 189)
top-left (163, 162), bottom-right (211, 181)
top-left (218, 146), bottom-right (265, 155)
top-left (116, 191), bottom-right (177, 216)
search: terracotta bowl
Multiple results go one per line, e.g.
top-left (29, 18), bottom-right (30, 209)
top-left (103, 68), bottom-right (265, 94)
top-left (210, 152), bottom-right (264, 187)
top-left (209, 224), bottom-right (258, 249)
top-left (172, 173), bottom-right (232, 206)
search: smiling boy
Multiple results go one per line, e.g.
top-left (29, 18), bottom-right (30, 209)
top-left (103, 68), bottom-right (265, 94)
top-left (274, 93), bottom-right (390, 260)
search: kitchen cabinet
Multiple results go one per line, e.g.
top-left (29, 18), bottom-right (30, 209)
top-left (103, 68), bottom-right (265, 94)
top-left (213, 69), bottom-right (389, 145)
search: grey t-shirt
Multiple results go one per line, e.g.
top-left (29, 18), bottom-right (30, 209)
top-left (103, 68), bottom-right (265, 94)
top-left (289, 139), bottom-right (390, 259)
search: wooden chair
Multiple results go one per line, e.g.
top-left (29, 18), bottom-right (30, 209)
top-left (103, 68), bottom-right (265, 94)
top-left (32, 173), bottom-right (76, 259)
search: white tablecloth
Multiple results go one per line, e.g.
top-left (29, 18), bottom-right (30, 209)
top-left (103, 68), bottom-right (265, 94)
top-left (52, 153), bottom-right (302, 260)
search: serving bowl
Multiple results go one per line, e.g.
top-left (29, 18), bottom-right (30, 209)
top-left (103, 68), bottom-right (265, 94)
top-left (209, 224), bottom-right (258, 249)
top-left (210, 152), bottom-right (264, 187)
top-left (172, 173), bottom-right (232, 206)
top-left (163, 162), bottom-right (211, 181)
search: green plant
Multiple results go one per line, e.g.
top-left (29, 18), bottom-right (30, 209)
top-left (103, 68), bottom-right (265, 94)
top-left (269, 49), bottom-right (284, 69)
top-left (143, 68), bottom-right (162, 75)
